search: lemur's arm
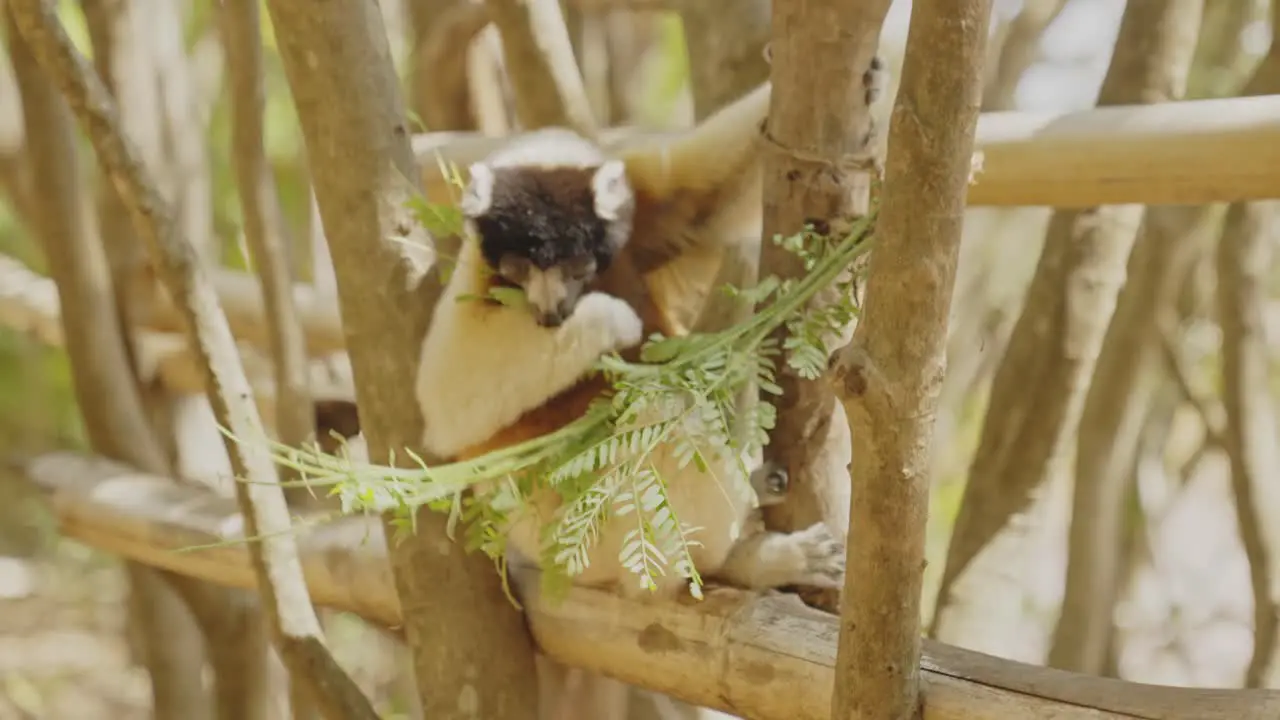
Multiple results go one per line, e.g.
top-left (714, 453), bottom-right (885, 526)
top-left (415, 245), bottom-right (643, 458)
top-left (620, 83), bottom-right (772, 276)
top-left (717, 522), bottom-right (846, 591)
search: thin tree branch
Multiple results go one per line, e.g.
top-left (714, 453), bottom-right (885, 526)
top-left (218, 0), bottom-right (314, 511)
top-left (484, 0), bottom-right (597, 135)
top-left (828, 1), bottom-right (992, 717)
top-left (1216, 19), bottom-right (1280, 685)
top-left (982, 0), bottom-right (1069, 111)
top-left (4, 6), bottom-right (214, 718)
top-left (4, 3), bottom-right (377, 717)
top-left (1156, 318), bottom-right (1226, 445)
top-left (932, 0), bottom-right (1204, 646)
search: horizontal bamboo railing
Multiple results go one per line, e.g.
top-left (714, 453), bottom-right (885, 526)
top-left (414, 94), bottom-right (1280, 209)
top-left (8, 96), bottom-right (1277, 361)
top-left (22, 451), bottom-right (1280, 720)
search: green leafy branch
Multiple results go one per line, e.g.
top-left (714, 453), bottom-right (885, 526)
top-left (231, 177), bottom-right (876, 599)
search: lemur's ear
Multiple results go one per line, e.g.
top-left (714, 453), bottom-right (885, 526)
top-left (591, 159), bottom-right (630, 222)
top-left (461, 163), bottom-right (495, 218)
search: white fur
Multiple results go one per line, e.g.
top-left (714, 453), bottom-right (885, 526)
top-left (590, 160), bottom-right (630, 221)
top-left (460, 163), bottom-right (494, 217)
top-left (416, 241), bottom-right (643, 459)
top-left (414, 243), bottom-right (845, 596)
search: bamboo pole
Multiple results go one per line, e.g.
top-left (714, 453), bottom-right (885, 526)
top-left (23, 451), bottom-right (1280, 720)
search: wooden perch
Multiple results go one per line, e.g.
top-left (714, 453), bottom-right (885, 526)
top-left (414, 93), bottom-right (1280, 209)
top-left (0, 253), bottom-right (355, 405)
top-left (23, 450), bottom-right (1280, 720)
top-left (142, 268), bottom-right (347, 355)
top-left (25, 93), bottom-right (1267, 365)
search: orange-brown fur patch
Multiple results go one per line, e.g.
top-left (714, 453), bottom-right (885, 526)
top-left (454, 247), bottom-right (678, 461)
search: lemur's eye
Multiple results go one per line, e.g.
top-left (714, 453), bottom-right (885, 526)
top-left (498, 255), bottom-right (531, 282)
top-left (563, 255), bottom-right (597, 279)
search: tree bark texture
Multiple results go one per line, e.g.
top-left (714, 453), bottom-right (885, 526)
top-left (261, 1), bottom-right (541, 717)
top-left (828, 1), bottom-right (992, 718)
top-left (757, 0), bottom-right (893, 614)
top-left (932, 0), bottom-right (1204, 643)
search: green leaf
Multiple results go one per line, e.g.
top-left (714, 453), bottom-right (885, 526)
top-left (488, 286), bottom-right (528, 309)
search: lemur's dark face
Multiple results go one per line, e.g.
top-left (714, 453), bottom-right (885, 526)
top-left (461, 159), bottom-right (634, 327)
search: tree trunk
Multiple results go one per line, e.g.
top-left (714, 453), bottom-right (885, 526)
top-left (1054, 7), bottom-right (1254, 671)
top-left (483, 0), bottom-right (596, 135)
top-left (7, 2), bottom-right (380, 716)
top-left (678, 0), bottom-right (770, 120)
top-left (932, 0), bottom-right (1203, 644)
top-left (262, 1), bottom-right (542, 717)
top-left (1215, 18), bottom-right (1280, 687)
top-left (828, 1), bottom-right (992, 718)
top-left (407, 0), bottom-right (479, 132)
top-left (4, 9), bottom-right (212, 719)
top-left (757, 0), bottom-right (892, 616)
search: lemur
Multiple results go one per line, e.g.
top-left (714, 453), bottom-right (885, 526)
top-left (415, 86), bottom-right (853, 598)
top-left (321, 56), bottom-right (886, 719)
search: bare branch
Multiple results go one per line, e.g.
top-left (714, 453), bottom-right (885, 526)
top-left (218, 0), bottom-right (315, 510)
top-left (982, 0), bottom-right (1069, 110)
top-left (827, 1), bottom-right (991, 717)
top-left (1216, 20), bottom-right (1280, 685)
top-left (933, 0), bottom-right (1204, 648)
top-left (5, 6), bottom-right (216, 717)
top-left (143, 268), bottom-right (346, 355)
top-left (24, 449), bottom-right (1280, 720)
top-left (408, 0), bottom-right (486, 132)
top-left (484, 0), bottom-right (597, 135)
top-left (4, 3), bottom-right (376, 717)
top-left (1218, 199), bottom-right (1280, 688)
